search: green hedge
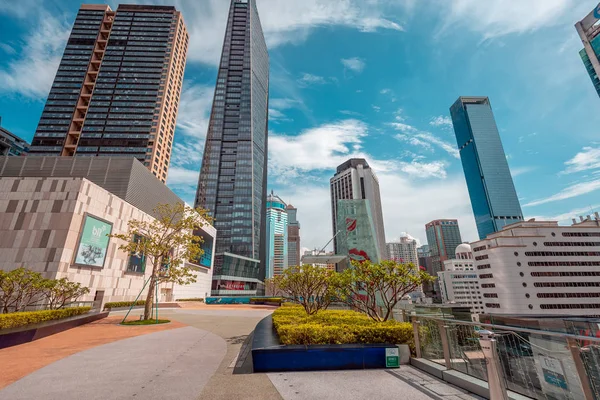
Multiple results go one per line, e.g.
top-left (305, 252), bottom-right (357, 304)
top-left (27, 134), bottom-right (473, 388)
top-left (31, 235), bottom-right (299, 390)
top-left (103, 300), bottom-right (145, 310)
top-left (272, 305), bottom-right (414, 347)
top-left (250, 297), bottom-right (282, 305)
top-left (175, 298), bottom-right (205, 302)
top-left (0, 307), bottom-right (92, 330)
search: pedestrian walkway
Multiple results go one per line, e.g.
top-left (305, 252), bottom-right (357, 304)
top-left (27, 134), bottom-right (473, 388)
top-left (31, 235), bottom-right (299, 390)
top-left (0, 307), bottom-right (485, 400)
top-left (269, 368), bottom-right (483, 400)
top-left (0, 326), bottom-right (226, 400)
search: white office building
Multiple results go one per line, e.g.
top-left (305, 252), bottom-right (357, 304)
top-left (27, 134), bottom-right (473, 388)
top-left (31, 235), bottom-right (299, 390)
top-left (387, 236), bottom-right (419, 265)
top-left (438, 244), bottom-right (484, 314)
top-left (472, 218), bottom-right (600, 317)
top-left (330, 158), bottom-right (386, 261)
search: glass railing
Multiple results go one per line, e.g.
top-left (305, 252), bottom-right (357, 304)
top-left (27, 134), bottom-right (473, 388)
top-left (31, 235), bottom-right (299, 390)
top-left (413, 315), bottom-right (600, 400)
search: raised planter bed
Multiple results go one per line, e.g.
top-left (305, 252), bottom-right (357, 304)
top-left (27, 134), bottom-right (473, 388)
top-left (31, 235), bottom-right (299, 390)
top-left (251, 314), bottom-right (400, 372)
top-left (0, 311), bottom-right (109, 349)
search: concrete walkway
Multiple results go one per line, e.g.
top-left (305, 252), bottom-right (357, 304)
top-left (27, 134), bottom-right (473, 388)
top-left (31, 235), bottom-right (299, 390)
top-left (269, 367), bottom-right (483, 400)
top-left (0, 326), bottom-right (226, 400)
top-left (0, 307), bottom-right (484, 400)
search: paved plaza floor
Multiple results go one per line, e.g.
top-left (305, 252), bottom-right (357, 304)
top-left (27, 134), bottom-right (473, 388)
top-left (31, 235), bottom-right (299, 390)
top-left (0, 306), bottom-right (482, 400)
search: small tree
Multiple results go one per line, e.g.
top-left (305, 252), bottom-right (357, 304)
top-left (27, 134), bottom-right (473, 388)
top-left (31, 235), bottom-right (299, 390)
top-left (0, 268), bottom-right (48, 313)
top-left (341, 260), bottom-right (435, 322)
top-left (274, 265), bottom-right (342, 315)
top-left (264, 277), bottom-right (283, 297)
top-left (110, 202), bottom-right (212, 320)
top-left (43, 278), bottom-right (90, 310)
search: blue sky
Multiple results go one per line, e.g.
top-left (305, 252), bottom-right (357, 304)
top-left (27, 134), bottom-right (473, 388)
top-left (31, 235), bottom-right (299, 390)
top-left (2, 0), bottom-right (600, 251)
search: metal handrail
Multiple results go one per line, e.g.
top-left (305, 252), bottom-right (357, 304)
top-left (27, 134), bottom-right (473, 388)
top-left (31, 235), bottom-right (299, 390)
top-left (413, 314), bottom-right (600, 343)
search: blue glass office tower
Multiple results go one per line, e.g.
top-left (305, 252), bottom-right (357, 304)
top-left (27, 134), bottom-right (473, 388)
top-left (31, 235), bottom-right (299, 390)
top-left (450, 97), bottom-right (523, 240)
top-left (195, 0), bottom-right (269, 285)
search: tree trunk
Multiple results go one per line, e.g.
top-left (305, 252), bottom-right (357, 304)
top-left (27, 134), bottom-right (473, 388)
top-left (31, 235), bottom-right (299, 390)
top-left (144, 275), bottom-right (156, 320)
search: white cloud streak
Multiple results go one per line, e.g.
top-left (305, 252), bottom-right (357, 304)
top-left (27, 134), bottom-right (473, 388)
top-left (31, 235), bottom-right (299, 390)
top-left (563, 147), bottom-right (600, 175)
top-left (0, 14), bottom-right (70, 99)
top-left (341, 57), bottom-right (366, 73)
top-left (524, 179), bottom-right (600, 207)
top-left (429, 115), bottom-right (453, 128)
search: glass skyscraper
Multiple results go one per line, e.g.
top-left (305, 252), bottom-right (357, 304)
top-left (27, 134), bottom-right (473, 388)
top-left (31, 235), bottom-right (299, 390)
top-left (425, 219), bottom-right (463, 302)
top-left (195, 0), bottom-right (269, 284)
top-left (28, 4), bottom-right (188, 183)
top-left (576, 5), bottom-right (600, 98)
top-left (450, 97), bottom-right (523, 240)
top-left (286, 203), bottom-right (301, 268)
top-left (266, 192), bottom-right (288, 279)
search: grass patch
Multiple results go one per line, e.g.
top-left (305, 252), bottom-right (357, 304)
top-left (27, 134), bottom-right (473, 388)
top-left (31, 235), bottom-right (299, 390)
top-left (0, 307), bottom-right (92, 330)
top-left (121, 319), bottom-right (171, 326)
top-left (272, 304), bottom-right (414, 348)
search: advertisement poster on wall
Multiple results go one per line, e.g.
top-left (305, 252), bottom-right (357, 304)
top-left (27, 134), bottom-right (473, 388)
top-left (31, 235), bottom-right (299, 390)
top-left (74, 215), bottom-right (112, 268)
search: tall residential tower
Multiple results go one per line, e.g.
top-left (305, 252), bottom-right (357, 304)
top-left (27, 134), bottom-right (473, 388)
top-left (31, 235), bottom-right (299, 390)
top-left (195, 0), bottom-right (269, 286)
top-left (330, 158), bottom-right (386, 260)
top-left (28, 4), bottom-right (188, 183)
top-left (450, 97), bottom-right (523, 240)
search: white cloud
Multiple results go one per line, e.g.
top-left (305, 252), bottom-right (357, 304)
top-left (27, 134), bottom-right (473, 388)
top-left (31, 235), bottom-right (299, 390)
top-left (393, 130), bottom-right (459, 159)
top-left (340, 110), bottom-right (362, 116)
top-left (437, 0), bottom-right (577, 40)
top-left (429, 115), bottom-right (453, 128)
top-left (390, 123), bottom-right (417, 133)
top-left (510, 166), bottom-right (536, 178)
top-left (269, 119), bottom-right (367, 180)
top-left (0, 43), bottom-right (16, 55)
top-left (524, 179), bottom-right (600, 207)
top-left (372, 105), bottom-right (381, 112)
top-left (162, 0), bottom-right (402, 66)
top-left (398, 160), bottom-right (447, 178)
top-left (380, 88), bottom-right (391, 94)
top-left (298, 73), bottom-right (328, 86)
top-left (0, 14), bottom-right (70, 99)
top-left (532, 204), bottom-right (600, 223)
top-left (563, 147), bottom-right (600, 175)
top-left (341, 57), bottom-right (365, 73)
top-left (176, 82), bottom-right (214, 139)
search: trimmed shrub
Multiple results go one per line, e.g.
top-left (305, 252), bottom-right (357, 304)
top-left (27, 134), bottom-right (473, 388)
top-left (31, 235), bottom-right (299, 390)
top-left (0, 307), bottom-right (91, 330)
top-left (250, 297), bottom-right (282, 305)
top-left (103, 300), bottom-right (145, 310)
top-left (175, 298), bottom-right (205, 302)
top-left (272, 305), bottom-right (414, 349)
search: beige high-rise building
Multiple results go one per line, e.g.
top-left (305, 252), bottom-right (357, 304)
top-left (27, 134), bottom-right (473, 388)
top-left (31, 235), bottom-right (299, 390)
top-left (29, 4), bottom-right (188, 183)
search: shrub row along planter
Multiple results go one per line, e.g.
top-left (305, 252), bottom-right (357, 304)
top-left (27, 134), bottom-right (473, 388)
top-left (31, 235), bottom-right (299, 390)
top-left (175, 298), bottom-right (205, 302)
top-left (272, 304), bottom-right (414, 348)
top-left (103, 300), bottom-right (146, 310)
top-left (250, 297), bottom-right (283, 306)
top-left (0, 307), bottom-right (92, 330)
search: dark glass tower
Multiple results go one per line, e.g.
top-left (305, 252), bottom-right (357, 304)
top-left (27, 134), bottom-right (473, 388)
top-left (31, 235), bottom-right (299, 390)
top-left (195, 0), bottom-right (269, 284)
top-left (28, 4), bottom-right (188, 184)
top-left (425, 219), bottom-right (463, 302)
top-left (450, 97), bottom-right (523, 240)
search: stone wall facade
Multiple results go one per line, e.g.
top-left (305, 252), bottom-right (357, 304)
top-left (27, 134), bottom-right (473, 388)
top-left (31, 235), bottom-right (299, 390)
top-left (0, 177), bottom-right (215, 307)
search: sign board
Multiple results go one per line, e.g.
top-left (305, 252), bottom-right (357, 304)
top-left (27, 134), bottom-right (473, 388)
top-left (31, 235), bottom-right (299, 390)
top-left (385, 347), bottom-right (399, 368)
top-left (74, 215), bottom-right (112, 268)
top-left (540, 356), bottom-right (568, 390)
